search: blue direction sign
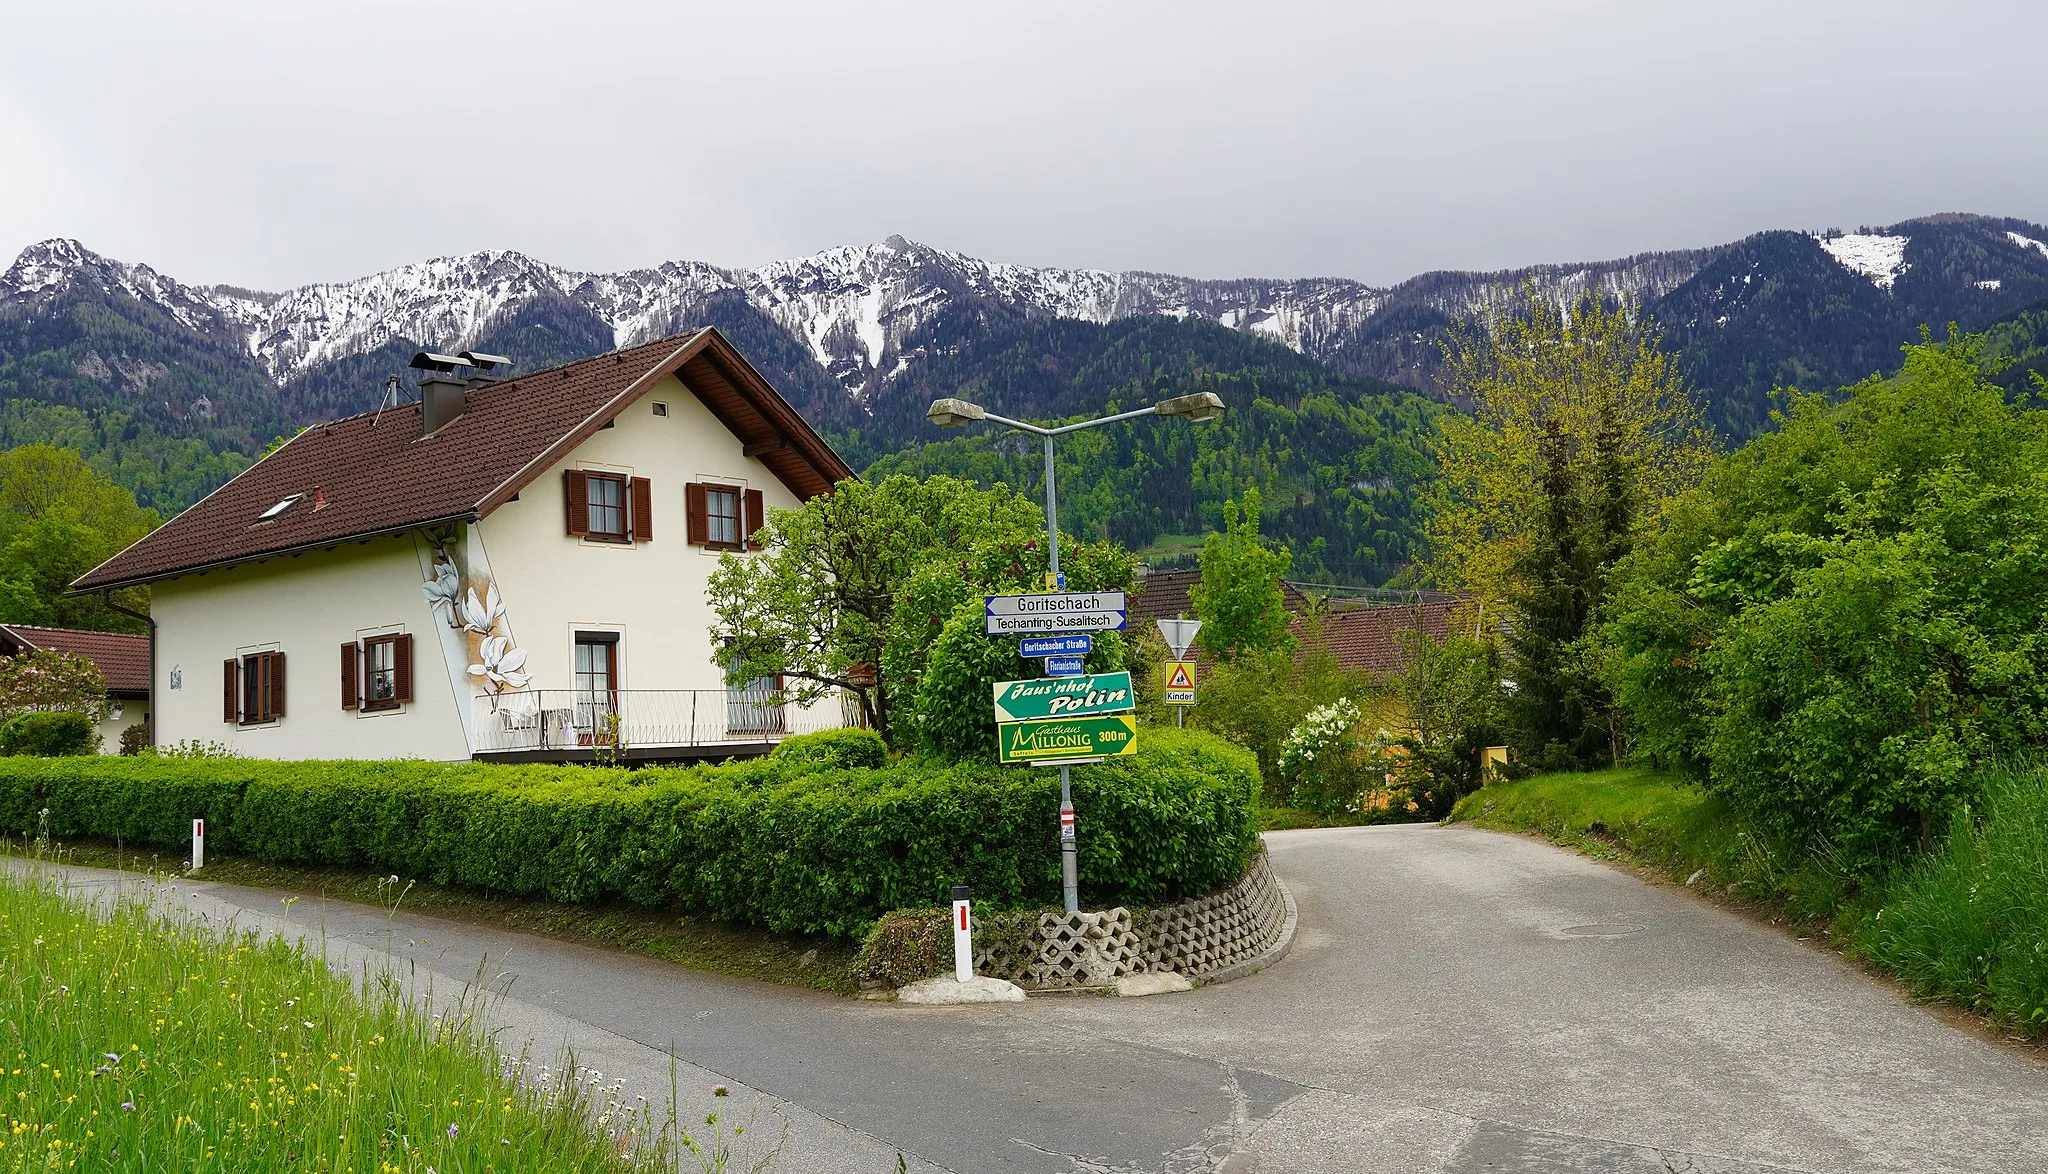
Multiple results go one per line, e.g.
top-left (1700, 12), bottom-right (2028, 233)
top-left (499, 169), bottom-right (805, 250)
top-left (1043, 655), bottom-right (1086, 676)
top-left (1021, 634), bottom-right (1093, 657)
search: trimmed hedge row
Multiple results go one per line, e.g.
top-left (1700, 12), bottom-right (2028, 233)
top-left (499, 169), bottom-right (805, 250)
top-left (0, 727), bottom-right (1260, 939)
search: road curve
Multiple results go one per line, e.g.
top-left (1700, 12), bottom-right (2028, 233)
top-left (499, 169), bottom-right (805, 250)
top-left (28, 824), bottom-right (2048, 1173)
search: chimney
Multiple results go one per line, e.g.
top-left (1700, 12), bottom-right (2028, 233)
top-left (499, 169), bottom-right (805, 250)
top-left (409, 351), bottom-right (475, 435)
top-left (458, 350), bottom-right (511, 390)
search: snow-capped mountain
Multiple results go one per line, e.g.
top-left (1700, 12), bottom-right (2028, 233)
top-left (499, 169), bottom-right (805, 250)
top-left (7, 212), bottom-right (2048, 454)
top-left (0, 233), bottom-right (1720, 399)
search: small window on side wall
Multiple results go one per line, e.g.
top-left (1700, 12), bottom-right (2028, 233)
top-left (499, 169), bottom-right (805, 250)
top-left (564, 470), bottom-right (652, 543)
top-left (343, 635), bottom-right (414, 712)
top-left (224, 651), bottom-right (287, 724)
top-left (687, 483), bottom-right (765, 551)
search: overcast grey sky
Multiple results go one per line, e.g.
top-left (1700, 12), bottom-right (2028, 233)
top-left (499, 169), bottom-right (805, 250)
top-left (4, 0), bottom-right (2044, 290)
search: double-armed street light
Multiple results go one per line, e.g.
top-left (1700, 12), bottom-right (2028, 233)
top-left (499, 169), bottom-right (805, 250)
top-left (928, 390), bottom-right (1227, 913)
top-left (926, 391), bottom-right (1225, 591)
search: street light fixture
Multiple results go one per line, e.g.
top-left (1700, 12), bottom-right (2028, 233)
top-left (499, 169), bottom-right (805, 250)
top-left (925, 389), bottom-right (1228, 913)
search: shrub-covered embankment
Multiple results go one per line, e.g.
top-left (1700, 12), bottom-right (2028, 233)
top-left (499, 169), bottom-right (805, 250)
top-left (0, 727), bottom-right (1260, 939)
top-left (1452, 764), bottom-right (2048, 1035)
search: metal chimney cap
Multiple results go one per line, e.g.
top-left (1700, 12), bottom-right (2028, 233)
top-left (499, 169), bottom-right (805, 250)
top-left (458, 350), bottom-right (511, 370)
top-left (409, 351), bottom-right (475, 373)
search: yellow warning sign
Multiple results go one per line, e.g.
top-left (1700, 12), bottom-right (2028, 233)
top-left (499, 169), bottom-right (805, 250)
top-left (1163, 661), bottom-right (1197, 705)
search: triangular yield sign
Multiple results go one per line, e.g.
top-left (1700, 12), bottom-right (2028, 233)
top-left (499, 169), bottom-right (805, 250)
top-left (1166, 664), bottom-right (1195, 690)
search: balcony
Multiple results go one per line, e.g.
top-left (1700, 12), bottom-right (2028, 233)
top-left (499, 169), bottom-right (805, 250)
top-left (472, 687), bottom-right (856, 762)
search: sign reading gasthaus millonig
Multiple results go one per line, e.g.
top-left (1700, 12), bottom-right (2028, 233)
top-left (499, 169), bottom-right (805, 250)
top-left (991, 671), bottom-right (1135, 723)
top-left (996, 714), bottom-right (1139, 764)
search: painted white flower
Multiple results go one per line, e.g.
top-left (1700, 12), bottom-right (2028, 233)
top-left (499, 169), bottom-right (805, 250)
top-left (422, 558), bottom-right (462, 625)
top-left (458, 581), bottom-right (506, 635)
top-left (467, 635), bottom-right (531, 692)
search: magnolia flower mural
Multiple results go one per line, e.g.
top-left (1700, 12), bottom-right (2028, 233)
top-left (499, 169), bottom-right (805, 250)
top-left (422, 557), bottom-right (462, 626)
top-left (458, 583), bottom-right (507, 636)
top-left (469, 636), bottom-right (531, 693)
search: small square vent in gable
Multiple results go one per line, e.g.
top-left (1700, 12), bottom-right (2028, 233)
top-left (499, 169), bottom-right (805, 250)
top-left (652, 402), bottom-right (669, 416)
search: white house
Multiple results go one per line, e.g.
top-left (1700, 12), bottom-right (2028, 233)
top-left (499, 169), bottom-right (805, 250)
top-left (72, 328), bottom-right (857, 762)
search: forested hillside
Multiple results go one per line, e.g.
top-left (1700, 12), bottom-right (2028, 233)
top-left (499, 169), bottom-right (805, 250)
top-left (859, 316), bottom-right (1440, 581)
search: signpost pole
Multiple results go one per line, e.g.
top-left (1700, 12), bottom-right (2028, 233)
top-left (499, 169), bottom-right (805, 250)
top-left (1041, 432), bottom-right (1082, 914)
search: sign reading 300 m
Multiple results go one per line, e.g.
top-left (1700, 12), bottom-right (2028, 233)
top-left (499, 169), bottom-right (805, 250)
top-left (996, 714), bottom-right (1139, 764)
top-left (991, 671), bottom-right (1134, 723)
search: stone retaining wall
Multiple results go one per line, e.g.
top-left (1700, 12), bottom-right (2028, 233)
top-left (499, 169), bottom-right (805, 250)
top-left (970, 848), bottom-right (1289, 990)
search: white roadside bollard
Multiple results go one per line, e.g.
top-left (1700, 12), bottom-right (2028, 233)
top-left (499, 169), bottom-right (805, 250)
top-left (952, 885), bottom-right (973, 982)
top-left (191, 818), bottom-right (205, 871)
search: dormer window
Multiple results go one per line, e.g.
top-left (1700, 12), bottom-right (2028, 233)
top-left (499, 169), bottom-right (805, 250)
top-left (258, 494), bottom-right (304, 521)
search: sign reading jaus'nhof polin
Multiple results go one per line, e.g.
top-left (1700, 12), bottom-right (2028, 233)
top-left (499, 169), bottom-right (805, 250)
top-left (991, 671), bottom-right (1134, 723)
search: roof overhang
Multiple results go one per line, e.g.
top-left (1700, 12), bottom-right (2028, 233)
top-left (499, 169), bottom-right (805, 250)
top-left (66, 512), bottom-right (478, 594)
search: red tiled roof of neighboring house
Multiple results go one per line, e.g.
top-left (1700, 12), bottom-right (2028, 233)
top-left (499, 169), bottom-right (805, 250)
top-left (1128, 568), bottom-right (1310, 627)
top-left (1295, 598), bottom-right (1466, 675)
top-left (0, 624), bottom-right (150, 693)
top-left (72, 329), bottom-right (855, 592)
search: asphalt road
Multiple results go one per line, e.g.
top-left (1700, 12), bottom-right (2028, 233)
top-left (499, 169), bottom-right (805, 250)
top-left (33, 824), bottom-right (2048, 1173)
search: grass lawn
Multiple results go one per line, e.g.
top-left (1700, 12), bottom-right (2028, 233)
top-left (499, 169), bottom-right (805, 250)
top-left (1448, 766), bottom-right (1748, 886)
top-left (14, 836), bottom-right (862, 997)
top-left (0, 861), bottom-right (666, 1172)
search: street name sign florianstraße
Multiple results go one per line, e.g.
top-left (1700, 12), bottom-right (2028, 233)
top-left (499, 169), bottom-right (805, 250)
top-left (984, 591), bottom-right (1128, 635)
top-left (996, 714), bottom-right (1139, 765)
top-left (991, 671), bottom-right (1135, 723)
top-left (1043, 655), bottom-right (1085, 676)
top-left (1020, 634), bottom-right (1093, 657)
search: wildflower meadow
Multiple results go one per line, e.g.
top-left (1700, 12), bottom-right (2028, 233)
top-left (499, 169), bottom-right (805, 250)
top-left (0, 864), bottom-right (666, 1172)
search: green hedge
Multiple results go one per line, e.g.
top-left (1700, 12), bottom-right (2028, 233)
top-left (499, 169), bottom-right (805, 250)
top-left (0, 727), bottom-right (1259, 939)
top-left (1, 712), bottom-right (97, 758)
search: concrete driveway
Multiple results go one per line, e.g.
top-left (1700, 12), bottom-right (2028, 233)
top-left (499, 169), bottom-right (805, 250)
top-left (33, 824), bottom-right (2048, 1172)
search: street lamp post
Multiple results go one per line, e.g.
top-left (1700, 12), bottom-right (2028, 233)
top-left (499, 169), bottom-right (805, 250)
top-left (928, 391), bottom-right (1226, 913)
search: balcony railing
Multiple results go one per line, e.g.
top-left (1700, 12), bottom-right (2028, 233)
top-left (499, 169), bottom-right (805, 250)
top-left (473, 688), bottom-right (856, 757)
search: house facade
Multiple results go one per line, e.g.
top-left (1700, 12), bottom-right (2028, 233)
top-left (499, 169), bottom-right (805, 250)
top-left (0, 624), bottom-right (151, 753)
top-left (72, 329), bottom-right (856, 762)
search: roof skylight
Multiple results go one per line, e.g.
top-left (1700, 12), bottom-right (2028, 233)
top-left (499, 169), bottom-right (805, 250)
top-left (258, 493), bottom-right (304, 521)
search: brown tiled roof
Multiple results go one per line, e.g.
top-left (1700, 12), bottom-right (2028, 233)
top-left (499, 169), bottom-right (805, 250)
top-left (73, 329), bottom-right (854, 591)
top-left (0, 624), bottom-right (150, 693)
top-left (1128, 568), bottom-right (1310, 627)
top-left (1295, 598), bottom-right (1465, 675)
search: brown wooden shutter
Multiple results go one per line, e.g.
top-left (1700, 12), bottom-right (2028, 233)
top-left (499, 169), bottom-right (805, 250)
top-left (685, 482), bottom-right (708, 546)
top-left (269, 651), bottom-right (287, 720)
top-left (744, 489), bottom-right (766, 550)
top-left (340, 642), bottom-right (359, 710)
top-left (630, 476), bottom-right (653, 542)
top-left (223, 659), bottom-right (238, 723)
top-left (564, 469), bottom-right (591, 536)
top-left (394, 635), bottom-right (414, 703)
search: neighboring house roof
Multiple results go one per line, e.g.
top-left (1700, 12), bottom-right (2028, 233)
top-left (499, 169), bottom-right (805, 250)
top-left (1128, 567), bottom-right (1310, 627)
top-left (0, 624), bottom-right (150, 694)
top-left (73, 328), bottom-right (854, 591)
top-left (1296, 598), bottom-right (1465, 675)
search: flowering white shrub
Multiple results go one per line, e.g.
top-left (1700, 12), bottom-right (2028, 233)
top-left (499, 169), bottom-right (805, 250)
top-left (1278, 698), bottom-right (1411, 818)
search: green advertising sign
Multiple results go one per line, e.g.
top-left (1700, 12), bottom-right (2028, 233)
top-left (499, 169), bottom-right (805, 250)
top-left (990, 671), bottom-right (1135, 723)
top-left (995, 714), bottom-right (1139, 764)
